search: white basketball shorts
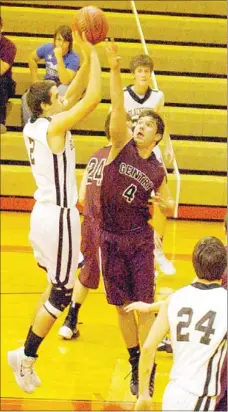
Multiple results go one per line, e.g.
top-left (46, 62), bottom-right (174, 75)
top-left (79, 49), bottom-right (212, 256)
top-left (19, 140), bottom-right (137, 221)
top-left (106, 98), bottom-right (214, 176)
top-left (29, 202), bottom-right (81, 289)
top-left (162, 381), bottom-right (216, 411)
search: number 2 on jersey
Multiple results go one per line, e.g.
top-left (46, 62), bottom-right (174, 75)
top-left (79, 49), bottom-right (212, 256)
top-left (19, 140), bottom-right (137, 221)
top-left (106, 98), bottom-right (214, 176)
top-left (177, 307), bottom-right (216, 345)
top-left (87, 158), bottom-right (106, 186)
top-left (28, 137), bottom-right (35, 165)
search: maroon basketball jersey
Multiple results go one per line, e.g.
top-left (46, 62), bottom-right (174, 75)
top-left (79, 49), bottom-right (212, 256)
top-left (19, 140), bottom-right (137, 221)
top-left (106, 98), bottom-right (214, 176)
top-left (83, 145), bottom-right (111, 220)
top-left (101, 139), bottom-right (165, 232)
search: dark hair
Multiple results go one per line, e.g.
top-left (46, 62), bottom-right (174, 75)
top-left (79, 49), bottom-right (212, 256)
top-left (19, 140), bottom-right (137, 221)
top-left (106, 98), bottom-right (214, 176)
top-left (130, 54), bottom-right (154, 74)
top-left (27, 80), bottom-right (55, 117)
top-left (54, 25), bottom-right (73, 52)
top-left (104, 111), bottom-right (132, 140)
top-left (137, 109), bottom-right (165, 138)
top-left (192, 236), bottom-right (227, 281)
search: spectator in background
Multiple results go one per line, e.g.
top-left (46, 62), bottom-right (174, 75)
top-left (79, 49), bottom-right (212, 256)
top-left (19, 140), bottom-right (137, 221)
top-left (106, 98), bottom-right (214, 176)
top-left (22, 25), bottom-right (80, 125)
top-left (0, 16), bottom-right (17, 134)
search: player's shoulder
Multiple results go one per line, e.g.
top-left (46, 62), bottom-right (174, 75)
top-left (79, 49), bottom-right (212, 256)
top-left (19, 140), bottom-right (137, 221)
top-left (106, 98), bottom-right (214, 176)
top-left (152, 88), bottom-right (164, 96)
top-left (169, 285), bottom-right (192, 302)
top-left (90, 145), bottom-right (111, 160)
top-left (123, 84), bottom-right (133, 92)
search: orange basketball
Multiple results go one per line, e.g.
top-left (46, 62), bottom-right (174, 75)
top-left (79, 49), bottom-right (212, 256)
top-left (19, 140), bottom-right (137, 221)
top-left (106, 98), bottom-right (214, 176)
top-left (72, 6), bottom-right (109, 45)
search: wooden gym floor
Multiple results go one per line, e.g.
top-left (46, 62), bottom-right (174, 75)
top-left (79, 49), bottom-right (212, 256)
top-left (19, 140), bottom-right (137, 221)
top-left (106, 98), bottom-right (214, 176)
top-left (1, 211), bottom-right (224, 411)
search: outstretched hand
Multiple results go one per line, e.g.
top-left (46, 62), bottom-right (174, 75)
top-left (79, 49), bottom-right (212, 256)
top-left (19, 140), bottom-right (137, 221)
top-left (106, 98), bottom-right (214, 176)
top-left (104, 38), bottom-right (121, 69)
top-left (124, 301), bottom-right (153, 313)
top-left (73, 30), bottom-right (94, 58)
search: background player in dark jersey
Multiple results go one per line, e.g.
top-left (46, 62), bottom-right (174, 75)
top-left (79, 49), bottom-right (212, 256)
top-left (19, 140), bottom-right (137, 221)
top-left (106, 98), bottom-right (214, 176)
top-left (101, 39), bottom-right (174, 397)
top-left (59, 112), bottom-right (133, 339)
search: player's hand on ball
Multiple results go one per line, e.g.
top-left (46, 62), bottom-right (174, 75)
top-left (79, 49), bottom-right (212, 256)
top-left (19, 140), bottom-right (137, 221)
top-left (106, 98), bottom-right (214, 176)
top-left (54, 47), bottom-right (63, 60)
top-left (125, 301), bottom-right (153, 313)
top-left (105, 38), bottom-right (121, 69)
top-left (135, 395), bottom-right (153, 411)
top-left (73, 31), bottom-right (94, 57)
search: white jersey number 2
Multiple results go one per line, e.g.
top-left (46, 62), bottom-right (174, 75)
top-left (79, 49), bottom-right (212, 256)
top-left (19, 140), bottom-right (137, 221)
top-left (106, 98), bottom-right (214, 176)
top-left (29, 137), bottom-right (35, 165)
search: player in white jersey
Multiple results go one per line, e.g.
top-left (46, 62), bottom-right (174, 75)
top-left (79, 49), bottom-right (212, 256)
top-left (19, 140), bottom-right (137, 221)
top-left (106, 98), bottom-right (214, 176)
top-left (132, 236), bottom-right (227, 411)
top-left (8, 32), bottom-right (101, 394)
top-left (123, 55), bottom-right (176, 281)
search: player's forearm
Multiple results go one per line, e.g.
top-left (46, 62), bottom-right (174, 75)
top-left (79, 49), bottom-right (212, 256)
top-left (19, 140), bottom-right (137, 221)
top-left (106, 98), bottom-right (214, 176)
top-left (83, 48), bottom-right (101, 104)
top-left (28, 58), bottom-right (39, 83)
top-left (56, 58), bottom-right (72, 85)
top-left (110, 65), bottom-right (124, 111)
top-left (138, 347), bottom-right (156, 397)
top-left (163, 129), bottom-right (173, 151)
top-left (65, 54), bottom-right (90, 107)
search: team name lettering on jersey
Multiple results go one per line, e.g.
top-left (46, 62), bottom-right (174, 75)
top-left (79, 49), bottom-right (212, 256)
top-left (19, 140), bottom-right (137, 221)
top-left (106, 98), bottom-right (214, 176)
top-left (119, 162), bottom-right (154, 191)
top-left (127, 106), bottom-right (152, 120)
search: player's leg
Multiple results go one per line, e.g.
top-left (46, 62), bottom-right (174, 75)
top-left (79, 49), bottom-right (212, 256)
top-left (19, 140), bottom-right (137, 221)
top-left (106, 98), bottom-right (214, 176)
top-left (152, 206), bottom-right (176, 275)
top-left (116, 305), bottom-right (140, 396)
top-left (8, 204), bottom-right (80, 393)
top-left (100, 230), bottom-right (140, 396)
top-left (152, 145), bottom-right (176, 276)
top-left (59, 217), bottom-right (101, 339)
top-left (131, 226), bottom-right (157, 397)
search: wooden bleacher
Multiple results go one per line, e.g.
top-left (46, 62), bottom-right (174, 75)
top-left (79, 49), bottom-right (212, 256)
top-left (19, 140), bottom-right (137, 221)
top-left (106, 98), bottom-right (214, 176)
top-left (1, 0), bottom-right (227, 219)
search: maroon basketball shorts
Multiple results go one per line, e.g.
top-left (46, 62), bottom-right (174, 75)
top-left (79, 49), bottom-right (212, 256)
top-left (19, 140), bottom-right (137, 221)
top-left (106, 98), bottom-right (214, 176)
top-left (78, 216), bottom-right (101, 289)
top-left (100, 225), bottom-right (155, 306)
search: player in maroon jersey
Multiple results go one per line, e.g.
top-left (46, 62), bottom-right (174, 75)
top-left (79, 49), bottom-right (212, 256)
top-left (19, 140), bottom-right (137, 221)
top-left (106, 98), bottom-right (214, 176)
top-left (59, 112), bottom-right (133, 339)
top-left (100, 39), bottom-right (174, 397)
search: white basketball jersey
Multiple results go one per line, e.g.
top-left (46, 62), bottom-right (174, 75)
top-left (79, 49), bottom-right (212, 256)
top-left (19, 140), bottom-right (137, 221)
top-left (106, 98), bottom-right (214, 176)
top-left (168, 283), bottom-right (227, 397)
top-left (123, 85), bottom-right (164, 128)
top-left (23, 117), bottom-right (77, 207)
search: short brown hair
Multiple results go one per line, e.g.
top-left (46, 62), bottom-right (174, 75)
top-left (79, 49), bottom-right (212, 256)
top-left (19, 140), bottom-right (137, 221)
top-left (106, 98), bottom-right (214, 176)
top-left (27, 80), bottom-right (55, 117)
top-left (192, 236), bottom-right (227, 281)
top-left (130, 54), bottom-right (154, 74)
top-left (54, 25), bottom-right (73, 52)
top-left (105, 111), bottom-right (132, 140)
top-left (137, 109), bottom-right (165, 137)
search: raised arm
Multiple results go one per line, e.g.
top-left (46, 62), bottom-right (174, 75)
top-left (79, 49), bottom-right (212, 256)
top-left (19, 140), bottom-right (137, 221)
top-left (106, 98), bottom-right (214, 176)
top-left (63, 32), bottom-right (91, 109)
top-left (48, 37), bottom-right (101, 139)
top-left (154, 92), bottom-right (174, 164)
top-left (105, 39), bottom-right (129, 149)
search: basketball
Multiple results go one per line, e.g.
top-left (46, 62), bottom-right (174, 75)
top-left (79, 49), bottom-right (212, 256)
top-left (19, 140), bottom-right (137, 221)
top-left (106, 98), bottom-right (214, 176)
top-left (72, 6), bottom-right (109, 45)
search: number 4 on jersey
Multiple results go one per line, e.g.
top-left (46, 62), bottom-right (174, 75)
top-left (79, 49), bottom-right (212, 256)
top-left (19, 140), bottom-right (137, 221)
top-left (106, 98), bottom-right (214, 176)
top-left (123, 184), bottom-right (137, 203)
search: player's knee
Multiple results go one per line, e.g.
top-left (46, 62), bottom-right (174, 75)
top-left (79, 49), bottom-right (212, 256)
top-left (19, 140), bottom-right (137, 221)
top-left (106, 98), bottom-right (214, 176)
top-left (43, 285), bottom-right (73, 318)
